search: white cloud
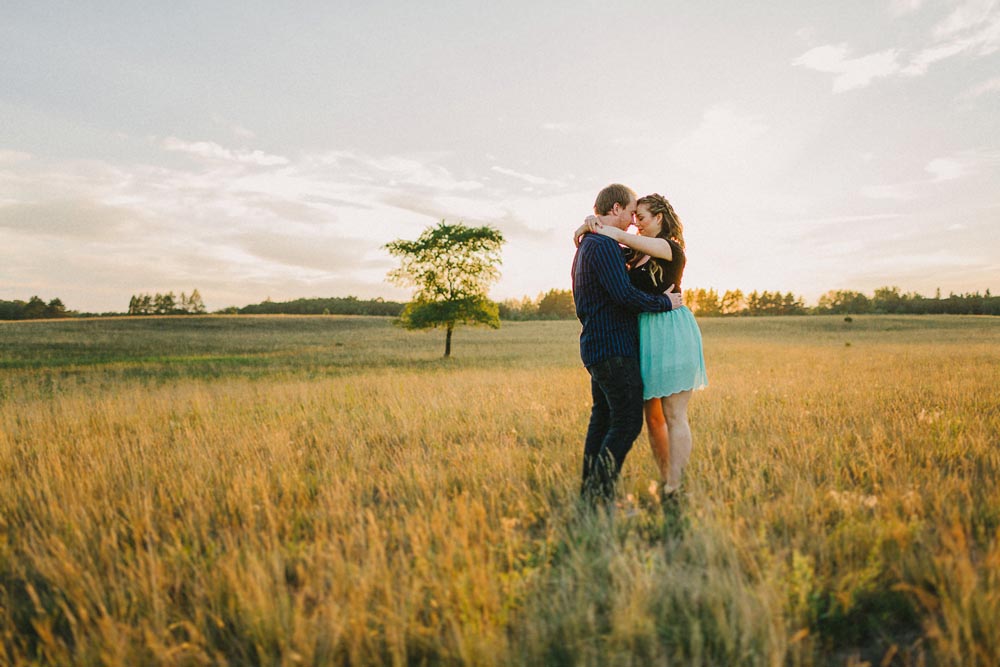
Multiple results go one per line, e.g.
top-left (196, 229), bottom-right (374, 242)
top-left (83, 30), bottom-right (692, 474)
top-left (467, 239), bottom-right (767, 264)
top-left (210, 114), bottom-right (257, 140)
top-left (490, 166), bottom-right (566, 187)
top-left (541, 122), bottom-right (577, 134)
top-left (233, 228), bottom-right (384, 273)
top-left (793, 44), bottom-right (901, 92)
top-left (0, 199), bottom-right (142, 239)
top-left (832, 50), bottom-right (902, 91)
top-left (958, 75), bottom-right (1000, 100)
top-left (0, 149), bottom-right (32, 164)
top-left (793, 212), bottom-right (903, 227)
top-left (904, 6), bottom-right (1000, 74)
top-left (929, 149), bottom-right (1000, 178)
top-left (903, 40), bottom-right (974, 74)
top-left (862, 151), bottom-right (984, 200)
top-left (933, 0), bottom-right (997, 39)
top-left (670, 105), bottom-right (768, 174)
top-left (793, 43), bottom-right (850, 71)
top-left (162, 137), bottom-right (289, 166)
top-left (889, 0), bottom-right (924, 17)
top-left (925, 157), bottom-right (964, 181)
top-left (869, 250), bottom-right (984, 270)
top-left (795, 26), bottom-right (816, 42)
top-left (861, 183), bottom-right (921, 201)
top-left (0, 143), bottom-right (577, 310)
top-left (347, 154), bottom-right (484, 193)
top-left (232, 125), bottom-right (256, 140)
top-left (798, 3), bottom-right (1000, 86)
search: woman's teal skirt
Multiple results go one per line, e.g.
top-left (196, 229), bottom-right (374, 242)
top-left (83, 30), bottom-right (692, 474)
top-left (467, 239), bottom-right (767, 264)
top-left (638, 306), bottom-right (708, 400)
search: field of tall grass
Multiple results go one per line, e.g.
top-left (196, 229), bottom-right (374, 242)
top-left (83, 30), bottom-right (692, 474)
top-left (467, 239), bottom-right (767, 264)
top-left (1, 315), bottom-right (998, 666)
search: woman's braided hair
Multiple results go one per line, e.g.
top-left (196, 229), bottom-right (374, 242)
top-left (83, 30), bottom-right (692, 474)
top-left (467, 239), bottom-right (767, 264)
top-left (636, 193), bottom-right (685, 250)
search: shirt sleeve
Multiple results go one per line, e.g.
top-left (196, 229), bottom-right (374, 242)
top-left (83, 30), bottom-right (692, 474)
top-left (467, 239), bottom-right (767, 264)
top-left (590, 237), bottom-right (673, 314)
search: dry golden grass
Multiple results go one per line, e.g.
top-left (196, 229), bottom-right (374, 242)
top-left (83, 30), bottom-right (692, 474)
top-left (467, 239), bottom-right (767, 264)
top-left (1, 315), bottom-right (998, 666)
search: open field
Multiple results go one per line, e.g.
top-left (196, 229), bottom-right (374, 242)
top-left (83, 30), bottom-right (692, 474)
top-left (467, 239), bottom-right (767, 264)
top-left (2, 315), bottom-right (999, 666)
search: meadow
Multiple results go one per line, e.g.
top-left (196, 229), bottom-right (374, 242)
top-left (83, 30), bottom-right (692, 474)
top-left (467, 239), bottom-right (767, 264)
top-left (1, 314), bottom-right (998, 666)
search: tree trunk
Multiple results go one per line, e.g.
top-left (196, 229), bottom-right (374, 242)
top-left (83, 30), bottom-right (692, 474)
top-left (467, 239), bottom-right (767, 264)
top-left (444, 323), bottom-right (453, 357)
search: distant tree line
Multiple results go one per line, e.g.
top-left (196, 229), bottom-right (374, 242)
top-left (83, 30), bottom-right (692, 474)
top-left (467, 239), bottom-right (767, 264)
top-left (0, 296), bottom-right (69, 320)
top-left (4, 286), bottom-right (998, 321)
top-left (684, 289), bottom-right (807, 316)
top-left (128, 290), bottom-right (206, 315)
top-left (676, 286), bottom-right (1000, 316)
top-left (498, 288), bottom-right (809, 319)
top-left (233, 296), bottom-right (405, 316)
top-left (499, 289), bottom-right (576, 320)
top-left (497, 286), bottom-right (1000, 319)
top-left (811, 287), bottom-right (1000, 315)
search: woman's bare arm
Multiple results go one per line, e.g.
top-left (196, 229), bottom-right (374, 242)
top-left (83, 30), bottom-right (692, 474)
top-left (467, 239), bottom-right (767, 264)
top-left (585, 216), bottom-right (673, 261)
top-left (613, 233), bottom-right (673, 261)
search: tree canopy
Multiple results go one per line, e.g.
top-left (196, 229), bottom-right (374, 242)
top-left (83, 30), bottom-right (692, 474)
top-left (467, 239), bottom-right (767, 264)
top-left (128, 290), bottom-right (206, 315)
top-left (385, 221), bottom-right (505, 357)
top-left (0, 296), bottom-right (69, 320)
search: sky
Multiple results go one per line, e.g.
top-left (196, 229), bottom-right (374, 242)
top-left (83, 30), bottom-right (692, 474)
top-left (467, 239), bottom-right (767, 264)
top-left (1, 0), bottom-right (998, 312)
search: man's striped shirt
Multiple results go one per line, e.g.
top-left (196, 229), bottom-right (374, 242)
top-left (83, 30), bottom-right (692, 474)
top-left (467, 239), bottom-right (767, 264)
top-left (571, 233), bottom-right (674, 367)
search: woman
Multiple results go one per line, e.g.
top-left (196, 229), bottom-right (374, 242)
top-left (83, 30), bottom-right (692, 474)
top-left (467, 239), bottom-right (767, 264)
top-left (575, 194), bottom-right (708, 496)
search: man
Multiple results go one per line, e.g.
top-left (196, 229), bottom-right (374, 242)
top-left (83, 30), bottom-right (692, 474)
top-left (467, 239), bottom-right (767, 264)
top-left (571, 183), bottom-right (682, 505)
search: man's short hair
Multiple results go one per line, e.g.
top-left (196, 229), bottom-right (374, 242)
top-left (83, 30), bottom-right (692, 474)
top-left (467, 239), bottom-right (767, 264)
top-left (594, 184), bottom-right (636, 215)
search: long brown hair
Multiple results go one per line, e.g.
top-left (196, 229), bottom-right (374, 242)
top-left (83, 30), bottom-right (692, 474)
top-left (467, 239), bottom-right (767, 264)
top-left (636, 193), bottom-right (685, 250)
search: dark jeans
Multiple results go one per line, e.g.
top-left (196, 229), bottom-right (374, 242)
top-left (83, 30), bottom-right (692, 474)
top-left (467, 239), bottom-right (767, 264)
top-left (581, 355), bottom-right (644, 504)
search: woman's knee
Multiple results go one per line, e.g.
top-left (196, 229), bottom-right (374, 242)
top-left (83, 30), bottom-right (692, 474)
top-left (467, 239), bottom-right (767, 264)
top-left (662, 398), bottom-right (688, 425)
top-left (644, 400), bottom-right (667, 429)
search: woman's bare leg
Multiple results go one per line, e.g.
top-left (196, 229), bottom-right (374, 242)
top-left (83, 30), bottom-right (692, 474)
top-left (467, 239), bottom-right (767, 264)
top-left (643, 398), bottom-right (670, 483)
top-left (661, 390), bottom-right (693, 489)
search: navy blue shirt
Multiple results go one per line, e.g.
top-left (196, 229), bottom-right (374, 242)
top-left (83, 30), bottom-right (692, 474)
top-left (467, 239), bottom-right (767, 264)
top-left (571, 234), bottom-right (674, 367)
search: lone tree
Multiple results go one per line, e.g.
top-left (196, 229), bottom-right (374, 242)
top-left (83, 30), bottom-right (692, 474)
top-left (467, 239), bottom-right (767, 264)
top-left (385, 220), bottom-right (505, 357)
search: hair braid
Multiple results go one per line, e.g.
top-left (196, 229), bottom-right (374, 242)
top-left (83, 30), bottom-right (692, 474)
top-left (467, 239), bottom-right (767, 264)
top-left (636, 193), bottom-right (685, 250)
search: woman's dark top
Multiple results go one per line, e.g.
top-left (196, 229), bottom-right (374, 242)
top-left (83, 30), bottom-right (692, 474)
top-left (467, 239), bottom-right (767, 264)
top-left (628, 239), bottom-right (685, 295)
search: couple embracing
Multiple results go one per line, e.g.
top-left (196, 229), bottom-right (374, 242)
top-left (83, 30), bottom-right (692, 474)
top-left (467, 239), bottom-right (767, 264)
top-left (571, 183), bottom-right (708, 507)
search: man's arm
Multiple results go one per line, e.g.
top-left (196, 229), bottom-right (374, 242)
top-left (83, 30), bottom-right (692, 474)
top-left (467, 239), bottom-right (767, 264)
top-left (588, 237), bottom-right (678, 313)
